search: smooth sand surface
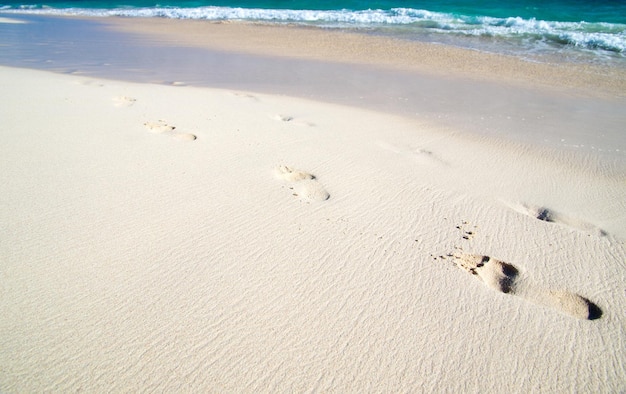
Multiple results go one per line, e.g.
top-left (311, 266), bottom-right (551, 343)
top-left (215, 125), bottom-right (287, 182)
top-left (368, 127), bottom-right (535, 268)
top-left (1, 63), bottom-right (625, 391)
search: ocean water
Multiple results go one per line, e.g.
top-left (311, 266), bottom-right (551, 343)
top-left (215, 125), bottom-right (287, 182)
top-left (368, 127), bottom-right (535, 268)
top-left (1, 0), bottom-right (625, 64)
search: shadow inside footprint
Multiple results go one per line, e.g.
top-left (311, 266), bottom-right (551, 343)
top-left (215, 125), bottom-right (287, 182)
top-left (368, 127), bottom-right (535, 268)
top-left (587, 300), bottom-right (603, 320)
top-left (535, 207), bottom-right (555, 222)
top-left (497, 261), bottom-right (519, 293)
top-left (546, 290), bottom-right (604, 320)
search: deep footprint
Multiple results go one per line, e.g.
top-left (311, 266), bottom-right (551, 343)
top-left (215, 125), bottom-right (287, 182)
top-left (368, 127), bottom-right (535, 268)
top-left (274, 165), bottom-right (330, 202)
top-left (451, 253), bottom-right (602, 320)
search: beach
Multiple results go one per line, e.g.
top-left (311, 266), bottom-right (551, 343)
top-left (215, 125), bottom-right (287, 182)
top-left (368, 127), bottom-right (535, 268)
top-left (1, 14), bottom-right (626, 392)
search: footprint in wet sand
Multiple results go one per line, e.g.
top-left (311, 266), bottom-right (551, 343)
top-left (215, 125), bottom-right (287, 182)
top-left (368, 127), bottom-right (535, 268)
top-left (113, 96), bottom-right (136, 107)
top-left (143, 120), bottom-right (197, 141)
top-left (274, 165), bottom-right (330, 202)
top-left (451, 253), bottom-right (602, 320)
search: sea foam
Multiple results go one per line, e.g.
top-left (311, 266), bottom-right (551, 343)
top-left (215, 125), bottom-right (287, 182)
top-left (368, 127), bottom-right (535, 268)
top-left (4, 6), bottom-right (625, 54)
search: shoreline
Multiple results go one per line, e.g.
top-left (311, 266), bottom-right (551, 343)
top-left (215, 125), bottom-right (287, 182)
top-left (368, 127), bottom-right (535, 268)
top-left (95, 17), bottom-right (626, 168)
top-left (104, 17), bottom-right (626, 98)
top-left (4, 13), bottom-right (626, 98)
top-left (2, 14), bottom-right (625, 164)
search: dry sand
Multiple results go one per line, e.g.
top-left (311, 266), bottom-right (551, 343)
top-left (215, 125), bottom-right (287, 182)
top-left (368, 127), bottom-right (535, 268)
top-left (1, 17), bottom-right (626, 393)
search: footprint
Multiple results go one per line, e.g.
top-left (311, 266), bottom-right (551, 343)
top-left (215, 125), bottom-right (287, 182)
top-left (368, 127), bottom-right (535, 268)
top-left (293, 180), bottom-right (330, 201)
top-left (113, 96), bottom-right (136, 107)
top-left (511, 203), bottom-right (607, 236)
top-left (453, 254), bottom-right (518, 293)
top-left (144, 120), bottom-right (176, 133)
top-left (274, 165), bottom-right (330, 202)
top-left (172, 133), bottom-right (197, 141)
top-left (377, 141), bottom-right (447, 165)
top-left (272, 114), bottom-right (315, 127)
top-left (450, 253), bottom-right (602, 320)
top-left (274, 114), bottom-right (294, 122)
top-left (143, 120), bottom-right (197, 141)
top-left (274, 166), bottom-right (315, 182)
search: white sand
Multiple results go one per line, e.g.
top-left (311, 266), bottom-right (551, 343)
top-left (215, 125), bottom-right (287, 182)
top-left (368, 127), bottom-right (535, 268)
top-left (1, 65), bottom-right (625, 392)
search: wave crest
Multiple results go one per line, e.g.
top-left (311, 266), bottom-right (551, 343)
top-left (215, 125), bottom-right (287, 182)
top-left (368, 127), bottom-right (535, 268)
top-left (5, 5), bottom-right (625, 53)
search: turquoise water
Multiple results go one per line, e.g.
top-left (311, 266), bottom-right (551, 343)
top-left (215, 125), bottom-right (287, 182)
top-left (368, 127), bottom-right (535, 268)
top-left (2, 0), bottom-right (626, 62)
